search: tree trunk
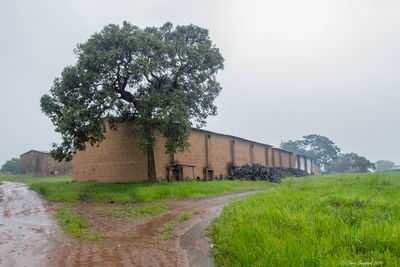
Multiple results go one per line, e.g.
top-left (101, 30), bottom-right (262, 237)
top-left (147, 143), bottom-right (157, 183)
top-left (145, 130), bottom-right (157, 183)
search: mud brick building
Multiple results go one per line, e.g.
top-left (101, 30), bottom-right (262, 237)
top-left (20, 150), bottom-right (72, 177)
top-left (72, 121), bottom-right (319, 183)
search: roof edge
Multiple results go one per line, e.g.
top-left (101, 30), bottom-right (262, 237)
top-left (20, 150), bottom-right (50, 157)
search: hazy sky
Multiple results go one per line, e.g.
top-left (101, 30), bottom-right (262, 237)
top-left (1, 0), bottom-right (399, 166)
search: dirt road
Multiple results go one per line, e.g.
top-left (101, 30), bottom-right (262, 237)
top-left (0, 182), bottom-right (259, 267)
top-left (0, 182), bottom-right (70, 266)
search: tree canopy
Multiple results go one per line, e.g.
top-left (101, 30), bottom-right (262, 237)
top-left (0, 157), bottom-right (20, 175)
top-left (375, 160), bottom-right (396, 172)
top-left (280, 134), bottom-right (340, 167)
top-left (40, 21), bottom-right (224, 182)
top-left (326, 153), bottom-right (375, 173)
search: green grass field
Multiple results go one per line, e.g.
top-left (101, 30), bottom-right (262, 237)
top-left (0, 175), bottom-right (270, 203)
top-left (210, 172), bottom-right (400, 266)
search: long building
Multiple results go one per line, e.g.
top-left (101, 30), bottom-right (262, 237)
top-left (72, 121), bottom-right (319, 183)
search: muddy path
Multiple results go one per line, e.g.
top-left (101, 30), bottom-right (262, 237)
top-left (0, 182), bottom-right (261, 267)
top-left (0, 182), bottom-right (71, 267)
top-left (64, 190), bottom-right (261, 267)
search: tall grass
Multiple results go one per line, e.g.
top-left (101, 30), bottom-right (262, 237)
top-left (211, 172), bottom-right (400, 266)
top-left (0, 175), bottom-right (269, 203)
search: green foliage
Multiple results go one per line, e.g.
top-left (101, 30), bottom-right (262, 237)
top-left (40, 21), bottom-right (224, 182)
top-left (211, 173), bottom-right (400, 266)
top-left (327, 153), bottom-right (375, 173)
top-left (160, 212), bottom-right (192, 240)
top-left (0, 157), bottom-right (20, 175)
top-left (178, 211), bottom-right (191, 222)
top-left (280, 134), bottom-right (340, 167)
top-left (375, 160), bottom-right (396, 172)
top-left (55, 205), bottom-right (102, 241)
top-left (0, 175), bottom-right (270, 203)
top-left (99, 203), bottom-right (168, 221)
top-left (160, 220), bottom-right (178, 240)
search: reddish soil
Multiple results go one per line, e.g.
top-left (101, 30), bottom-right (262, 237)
top-left (0, 182), bottom-right (258, 267)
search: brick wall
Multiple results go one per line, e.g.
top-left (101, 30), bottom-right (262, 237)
top-left (280, 150), bottom-right (291, 168)
top-left (253, 144), bottom-right (267, 166)
top-left (72, 122), bottom-right (147, 182)
top-left (173, 130), bottom-right (208, 180)
top-left (208, 132), bottom-right (233, 179)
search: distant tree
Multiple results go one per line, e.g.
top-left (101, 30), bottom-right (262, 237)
top-left (280, 140), bottom-right (310, 157)
top-left (280, 134), bottom-right (340, 167)
top-left (353, 154), bottom-right (375, 172)
top-left (375, 160), bottom-right (396, 172)
top-left (0, 158), bottom-right (20, 175)
top-left (326, 153), bottom-right (375, 173)
top-left (40, 21), bottom-right (224, 182)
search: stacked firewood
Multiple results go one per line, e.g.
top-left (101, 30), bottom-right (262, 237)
top-left (230, 163), bottom-right (308, 183)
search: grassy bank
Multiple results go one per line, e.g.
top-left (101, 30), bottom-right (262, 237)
top-left (0, 175), bottom-right (270, 203)
top-left (0, 175), bottom-right (72, 185)
top-left (211, 172), bottom-right (400, 266)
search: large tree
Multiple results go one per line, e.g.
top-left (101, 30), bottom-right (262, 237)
top-left (280, 134), bottom-right (340, 167)
top-left (40, 22), bottom-right (224, 182)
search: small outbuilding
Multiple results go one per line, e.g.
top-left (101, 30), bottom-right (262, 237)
top-left (20, 150), bottom-right (72, 177)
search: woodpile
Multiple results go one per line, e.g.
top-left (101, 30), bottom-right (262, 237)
top-left (230, 163), bottom-right (308, 183)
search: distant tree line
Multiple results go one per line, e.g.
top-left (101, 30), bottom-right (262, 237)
top-left (375, 160), bottom-right (396, 172)
top-left (280, 135), bottom-right (396, 173)
top-left (0, 157), bottom-right (20, 175)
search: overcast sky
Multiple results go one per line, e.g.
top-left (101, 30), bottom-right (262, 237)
top-left (1, 0), bottom-right (399, 166)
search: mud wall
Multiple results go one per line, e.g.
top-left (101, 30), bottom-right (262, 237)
top-left (20, 151), bottom-right (72, 177)
top-left (72, 122), bottom-right (148, 183)
top-left (72, 121), bottom-right (319, 182)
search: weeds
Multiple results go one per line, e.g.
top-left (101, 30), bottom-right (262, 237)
top-left (99, 203), bottom-right (168, 221)
top-left (55, 205), bottom-right (102, 241)
top-left (160, 212), bottom-right (192, 240)
top-left (160, 221), bottom-right (178, 240)
top-left (179, 212), bottom-right (191, 222)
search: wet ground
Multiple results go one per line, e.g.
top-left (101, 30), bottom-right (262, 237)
top-left (0, 182), bottom-right (70, 266)
top-left (0, 182), bottom-right (259, 266)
